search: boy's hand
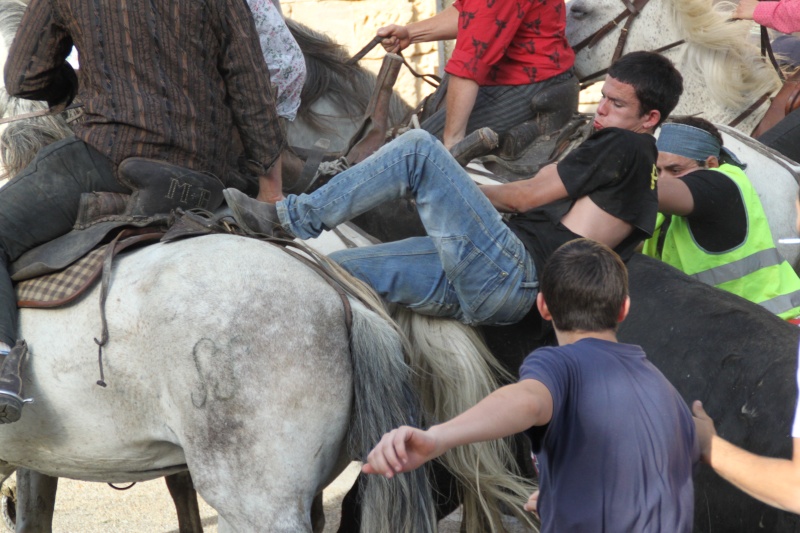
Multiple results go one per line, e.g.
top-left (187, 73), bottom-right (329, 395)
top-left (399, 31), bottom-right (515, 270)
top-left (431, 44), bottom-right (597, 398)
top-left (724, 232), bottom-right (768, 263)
top-left (692, 400), bottom-right (717, 463)
top-left (362, 426), bottom-right (441, 478)
top-left (524, 490), bottom-right (540, 519)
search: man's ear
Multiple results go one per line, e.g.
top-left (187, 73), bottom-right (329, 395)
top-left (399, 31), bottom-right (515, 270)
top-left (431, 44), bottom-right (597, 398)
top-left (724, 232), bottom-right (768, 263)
top-left (537, 292), bottom-right (553, 322)
top-left (642, 109), bottom-right (661, 132)
top-left (617, 296), bottom-right (631, 323)
top-left (706, 155), bottom-right (720, 169)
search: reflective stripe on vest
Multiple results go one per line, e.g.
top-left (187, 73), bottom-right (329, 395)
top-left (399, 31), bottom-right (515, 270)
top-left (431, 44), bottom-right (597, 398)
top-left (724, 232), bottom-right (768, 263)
top-left (643, 164), bottom-right (800, 320)
top-left (691, 247), bottom-right (785, 286)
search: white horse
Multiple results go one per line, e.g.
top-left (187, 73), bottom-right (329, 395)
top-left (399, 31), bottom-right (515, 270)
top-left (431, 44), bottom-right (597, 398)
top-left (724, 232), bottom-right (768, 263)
top-left (6, 234), bottom-right (437, 533)
top-left (566, 0), bottom-right (782, 133)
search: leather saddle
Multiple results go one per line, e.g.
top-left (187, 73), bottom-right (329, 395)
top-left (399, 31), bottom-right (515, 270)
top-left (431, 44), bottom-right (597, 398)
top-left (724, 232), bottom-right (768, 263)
top-left (752, 69), bottom-right (800, 138)
top-left (11, 158), bottom-right (224, 282)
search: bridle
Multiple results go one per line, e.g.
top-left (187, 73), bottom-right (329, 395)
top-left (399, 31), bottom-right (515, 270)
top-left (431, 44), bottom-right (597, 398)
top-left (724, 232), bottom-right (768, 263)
top-left (568, 0), bottom-right (780, 129)
top-left (570, 0), bottom-right (685, 86)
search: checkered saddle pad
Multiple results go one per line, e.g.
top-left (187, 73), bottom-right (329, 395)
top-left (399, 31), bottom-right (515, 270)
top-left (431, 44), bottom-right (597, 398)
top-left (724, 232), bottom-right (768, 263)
top-left (15, 230), bottom-right (163, 308)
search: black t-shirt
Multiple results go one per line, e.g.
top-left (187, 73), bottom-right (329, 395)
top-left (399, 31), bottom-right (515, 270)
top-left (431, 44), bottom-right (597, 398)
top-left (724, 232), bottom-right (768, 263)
top-left (506, 128), bottom-right (659, 273)
top-left (675, 169), bottom-right (746, 252)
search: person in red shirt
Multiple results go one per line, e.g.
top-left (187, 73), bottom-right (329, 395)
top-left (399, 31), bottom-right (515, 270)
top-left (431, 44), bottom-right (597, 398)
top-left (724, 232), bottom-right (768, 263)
top-left (378, 0), bottom-right (576, 149)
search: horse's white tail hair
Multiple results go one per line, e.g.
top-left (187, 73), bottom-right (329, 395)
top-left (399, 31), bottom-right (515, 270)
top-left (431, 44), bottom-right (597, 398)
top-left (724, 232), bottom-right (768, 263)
top-left (312, 245), bottom-right (537, 532)
top-left (308, 252), bottom-right (437, 533)
top-left (394, 308), bottom-right (538, 532)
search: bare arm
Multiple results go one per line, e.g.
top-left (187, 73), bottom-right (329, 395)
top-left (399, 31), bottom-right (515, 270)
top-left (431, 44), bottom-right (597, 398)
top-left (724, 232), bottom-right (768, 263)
top-left (479, 164), bottom-right (569, 213)
top-left (256, 153), bottom-right (284, 203)
top-left (363, 379), bottom-right (553, 478)
top-left (693, 401), bottom-right (800, 513)
top-left (442, 75), bottom-right (479, 149)
top-left (657, 179), bottom-right (695, 216)
top-left (732, 0), bottom-right (758, 20)
top-left (377, 5), bottom-right (459, 53)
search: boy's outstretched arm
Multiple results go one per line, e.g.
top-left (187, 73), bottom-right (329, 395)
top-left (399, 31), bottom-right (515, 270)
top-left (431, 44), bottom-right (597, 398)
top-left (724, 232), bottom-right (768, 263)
top-left (692, 400), bottom-right (800, 513)
top-left (363, 379), bottom-right (553, 478)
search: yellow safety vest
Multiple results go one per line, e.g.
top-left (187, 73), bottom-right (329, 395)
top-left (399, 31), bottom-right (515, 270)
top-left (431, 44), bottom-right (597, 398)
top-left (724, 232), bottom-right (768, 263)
top-left (643, 164), bottom-right (800, 320)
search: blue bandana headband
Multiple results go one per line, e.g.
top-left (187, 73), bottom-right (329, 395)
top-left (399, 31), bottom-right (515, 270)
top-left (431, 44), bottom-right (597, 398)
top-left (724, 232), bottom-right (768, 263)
top-left (657, 122), bottom-right (744, 167)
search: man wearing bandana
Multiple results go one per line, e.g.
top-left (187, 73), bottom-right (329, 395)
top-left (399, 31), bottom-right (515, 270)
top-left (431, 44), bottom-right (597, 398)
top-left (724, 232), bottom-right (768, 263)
top-left (644, 116), bottom-right (800, 321)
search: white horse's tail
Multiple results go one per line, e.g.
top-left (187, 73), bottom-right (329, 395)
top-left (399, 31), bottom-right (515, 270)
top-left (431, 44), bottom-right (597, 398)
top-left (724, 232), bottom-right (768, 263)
top-left (348, 302), bottom-right (437, 533)
top-left (308, 252), bottom-right (436, 533)
top-left (394, 309), bottom-right (538, 533)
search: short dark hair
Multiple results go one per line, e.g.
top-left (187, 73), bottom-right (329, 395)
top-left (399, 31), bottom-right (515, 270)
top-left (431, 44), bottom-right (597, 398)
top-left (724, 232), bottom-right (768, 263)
top-left (668, 116), bottom-right (724, 146)
top-left (608, 51), bottom-right (683, 127)
top-left (540, 239), bottom-right (628, 332)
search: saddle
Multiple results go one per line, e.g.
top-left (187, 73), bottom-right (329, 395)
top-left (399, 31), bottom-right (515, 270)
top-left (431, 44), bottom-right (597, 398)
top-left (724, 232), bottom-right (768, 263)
top-left (13, 158), bottom-right (225, 307)
top-left (752, 69), bottom-right (800, 138)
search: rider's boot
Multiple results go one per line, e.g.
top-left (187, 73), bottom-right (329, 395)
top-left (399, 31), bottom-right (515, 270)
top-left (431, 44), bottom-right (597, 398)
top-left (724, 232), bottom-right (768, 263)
top-left (222, 189), bottom-right (284, 237)
top-left (0, 340), bottom-right (32, 423)
top-left (344, 53), bottom-right (403, 166)
top-left (449, 127), bottom-right (499, 166)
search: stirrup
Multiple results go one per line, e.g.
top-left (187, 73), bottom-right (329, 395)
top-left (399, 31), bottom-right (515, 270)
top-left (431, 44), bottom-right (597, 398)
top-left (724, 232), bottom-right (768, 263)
top-left (0, 389), bottom-right (33, 424)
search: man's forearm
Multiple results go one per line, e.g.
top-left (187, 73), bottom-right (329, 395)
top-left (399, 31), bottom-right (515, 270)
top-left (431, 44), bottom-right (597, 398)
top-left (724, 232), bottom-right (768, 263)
top-left (479, 164), bottom-right (568, 213)
top-left (442, 75), bottom-right (479, 149)
top-left (708, 436), bottom-right (800, 513)
top-left (406, 5), bottom-right (459, 44)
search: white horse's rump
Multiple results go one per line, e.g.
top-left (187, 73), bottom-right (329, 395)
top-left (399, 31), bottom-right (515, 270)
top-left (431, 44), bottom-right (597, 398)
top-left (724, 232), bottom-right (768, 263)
top-left (6, 235), bottom-right (436, 532)
top-left (714, 125), bottom-right (800, 262)
top-left (566, 0), bottom-right (781, 132)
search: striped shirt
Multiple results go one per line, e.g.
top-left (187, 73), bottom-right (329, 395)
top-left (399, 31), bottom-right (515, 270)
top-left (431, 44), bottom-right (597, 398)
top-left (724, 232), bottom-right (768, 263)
top-left (4, 0), bottom-right (285, 183)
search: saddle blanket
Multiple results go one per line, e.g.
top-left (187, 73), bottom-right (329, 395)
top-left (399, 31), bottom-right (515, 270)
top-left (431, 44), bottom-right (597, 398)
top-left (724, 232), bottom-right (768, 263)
top-left (15, 231), bottom-right (163, 308)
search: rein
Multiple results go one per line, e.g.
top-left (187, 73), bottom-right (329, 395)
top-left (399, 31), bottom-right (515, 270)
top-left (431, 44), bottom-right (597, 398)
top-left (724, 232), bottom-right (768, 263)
top-left (570, 0), bottom-right (687, 86)
top-left (348, 35), bottom-right (441, 88)
top-left (0, 103), bottom-right (83, 126)
top-left (571, 0), bottom-right (653, 67)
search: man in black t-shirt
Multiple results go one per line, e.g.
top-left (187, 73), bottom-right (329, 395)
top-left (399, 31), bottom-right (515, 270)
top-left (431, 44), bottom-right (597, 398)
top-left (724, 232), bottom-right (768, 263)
top-left (645, 116), bottom-right (800, 320)
top-left (224, 51), bottom-right (684, 327)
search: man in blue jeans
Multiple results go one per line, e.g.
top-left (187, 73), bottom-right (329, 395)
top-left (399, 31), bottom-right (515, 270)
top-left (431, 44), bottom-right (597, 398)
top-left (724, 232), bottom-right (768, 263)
top-left (225, 52), bottom-right (684, 326)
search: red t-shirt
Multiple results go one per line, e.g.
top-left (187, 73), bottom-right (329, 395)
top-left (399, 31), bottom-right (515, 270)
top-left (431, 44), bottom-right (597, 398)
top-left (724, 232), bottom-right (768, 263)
top-left (446, 0), bottom-right (575, 86)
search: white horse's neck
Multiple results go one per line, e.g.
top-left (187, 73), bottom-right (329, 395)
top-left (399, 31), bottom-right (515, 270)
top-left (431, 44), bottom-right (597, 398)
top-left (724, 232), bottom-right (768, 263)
top-left (568, 0), bottom-right (780, 133)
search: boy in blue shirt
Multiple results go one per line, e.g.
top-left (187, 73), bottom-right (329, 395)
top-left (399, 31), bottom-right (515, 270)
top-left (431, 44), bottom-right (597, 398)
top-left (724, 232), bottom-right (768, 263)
top-left (363, 238), bottom-right (699, 532)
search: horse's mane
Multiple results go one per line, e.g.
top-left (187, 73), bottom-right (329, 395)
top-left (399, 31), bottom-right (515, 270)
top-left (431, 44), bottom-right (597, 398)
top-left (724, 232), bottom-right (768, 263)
top-left (671, 0), bottom-right (782, 108)
top-left (286, 19), bottom-right (410, 132)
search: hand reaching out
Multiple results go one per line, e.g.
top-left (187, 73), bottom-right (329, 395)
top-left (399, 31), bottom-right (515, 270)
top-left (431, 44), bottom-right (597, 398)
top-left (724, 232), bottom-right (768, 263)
top-left (361, 426), bottom-right (443, 478)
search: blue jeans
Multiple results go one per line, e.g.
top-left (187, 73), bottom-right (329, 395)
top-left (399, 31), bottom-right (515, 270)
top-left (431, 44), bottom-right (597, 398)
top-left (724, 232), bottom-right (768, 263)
top-left (278, 130), bottom-right (538, 326)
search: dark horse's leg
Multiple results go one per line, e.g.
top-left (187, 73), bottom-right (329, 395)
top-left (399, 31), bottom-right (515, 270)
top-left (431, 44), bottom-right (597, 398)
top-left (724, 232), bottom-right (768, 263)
top-left (15, 469), bottom-right (58, 533)
top-left (164, 472), bottom-right (204, 533)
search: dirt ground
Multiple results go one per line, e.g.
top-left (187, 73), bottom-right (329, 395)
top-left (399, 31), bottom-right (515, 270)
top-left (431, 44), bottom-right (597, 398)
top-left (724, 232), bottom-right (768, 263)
top-left (1, 464), bottom-right (532, 532)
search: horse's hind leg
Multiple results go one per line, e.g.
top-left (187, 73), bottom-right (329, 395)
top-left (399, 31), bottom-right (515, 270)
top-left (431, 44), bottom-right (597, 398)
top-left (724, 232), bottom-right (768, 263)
top-left (165, 472), bottom-right (203, 533)
top-left (15, 469), bottom-right (58, 533)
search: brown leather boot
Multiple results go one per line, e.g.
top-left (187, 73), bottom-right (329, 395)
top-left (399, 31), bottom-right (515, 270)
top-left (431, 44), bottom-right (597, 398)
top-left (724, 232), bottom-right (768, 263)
top-left (0, 340), bottom-right (33, 423)
top-left (344, 53), bottom-right (403, 166)
top-left (449, 127), bottom-right (499, 166)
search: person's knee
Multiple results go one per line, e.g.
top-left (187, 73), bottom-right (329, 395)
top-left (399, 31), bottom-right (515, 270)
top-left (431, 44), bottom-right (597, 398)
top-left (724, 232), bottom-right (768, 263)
top-left (400, 129), bottom-right (439, 151)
